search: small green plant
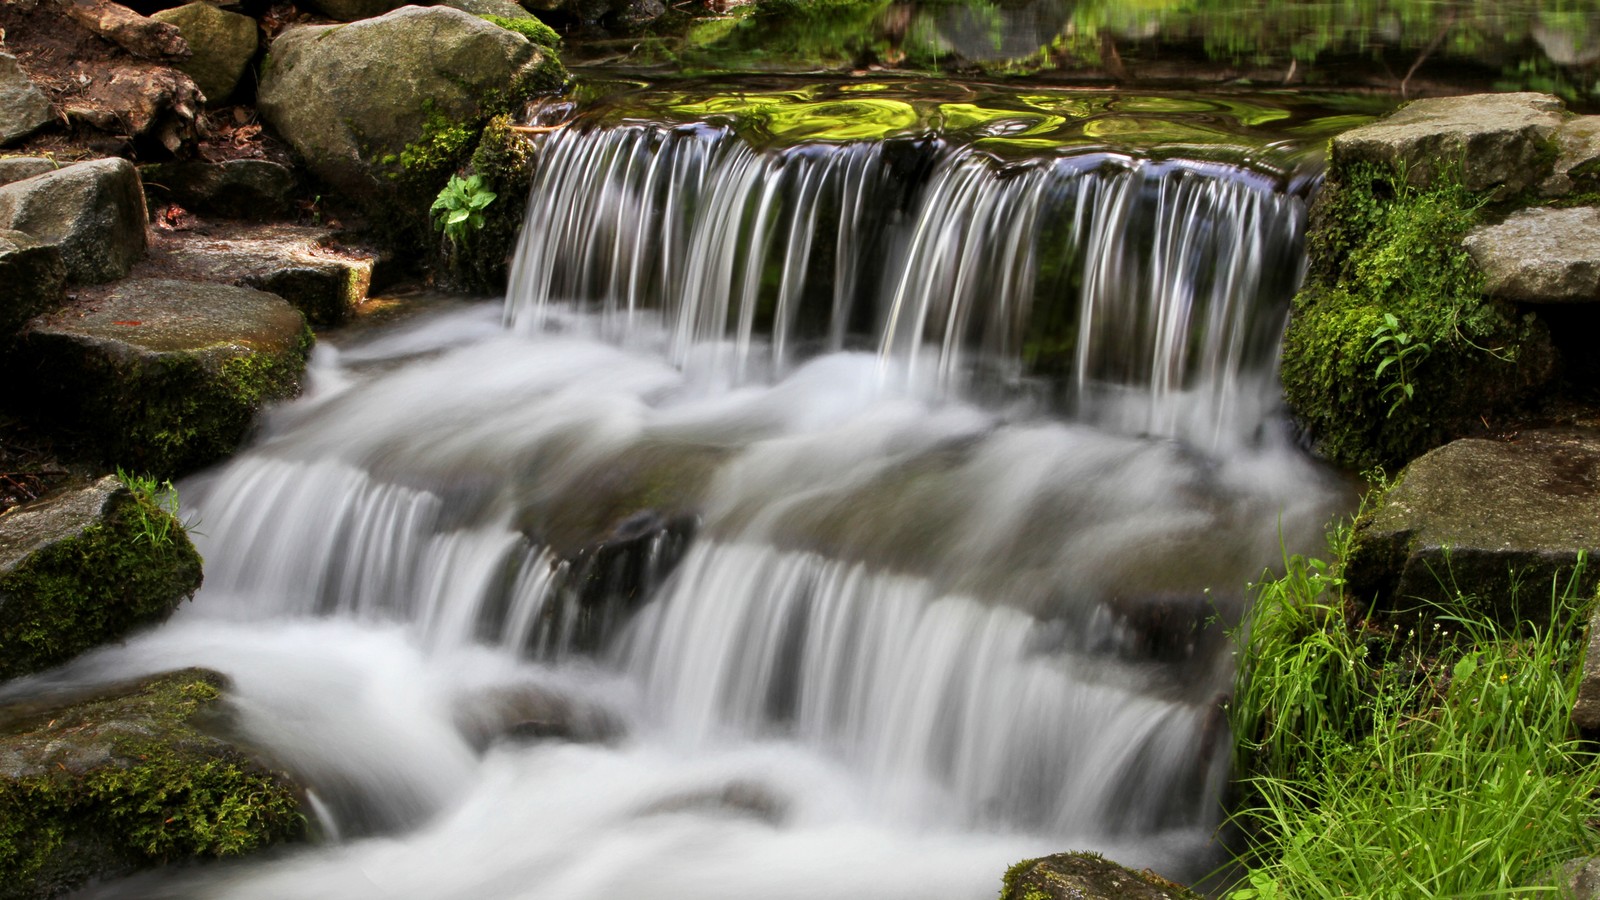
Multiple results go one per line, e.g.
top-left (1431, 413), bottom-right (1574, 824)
top-left (1366, 312), bottom-right (1431, 417)
top-left (116, 469), bottom-right (181, 548)
top-left (430, 174), bottom-right (497, 246)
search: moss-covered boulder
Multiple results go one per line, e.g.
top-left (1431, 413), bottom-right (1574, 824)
top-left (1000, 853), bottom-right (1201, 900)
top-left (9, 279), bottom-right (312, 477)
top-left (0, 158), bottom-right (148, 285)
top-left (1281, 100), bottom-right (1560, 471)
top-left (256, 6), bottom-right (565, 220)
top-left (0, 669), bottom-right (304, 899)
top-left (148, 3), bottom-right (259, 105)
top-left (0, 230), bottom-right (64, 343)
top-left (1343, 430), bottom-right (1600, 621)
top-left (0, 475), bottom-right (202, 681)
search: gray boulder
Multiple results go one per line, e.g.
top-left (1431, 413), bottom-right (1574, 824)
top-left (1331, 92), bottom-right (1565, 196)
top-left (149, 2), bottom-right (260, 104)
top-left (0, 52), bottom-right (55, 147)
top-left (1344, 430), bottom-right (1600, 621)
top-left (0, 669), bottom-right (303, 896)
top-left (257, 6), bottom-right (563, 207)
top-left (0, 158), bottom-right (148, 284)
top-left (141, 157), bottom-right (298, 220)
top-left (0, 476), bottom-right (202, 680)
top-left (11, 279), bottom-right (312, 476)
top-left (0, 230), bottom-right (65, 341)
top-left (0, 158), bottom-right (58, 187)
top-left (1000, 853), bottom-right (1201, 900)
top-left (1464, 206), bottom-right (1600, 303)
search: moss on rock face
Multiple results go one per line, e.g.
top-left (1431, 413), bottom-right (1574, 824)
top-left (1000, 852), bottom-right (1201, 900)
top-left (0, 669), bottom-right (304, 899)
top-left (0, 476), bottom-right (203, 681)
top-left (435, 113), bottom-right (538, 292)
top-left (1280, 161), bottom-right (1554, 471)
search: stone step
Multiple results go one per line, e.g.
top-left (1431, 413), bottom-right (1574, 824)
top-left (1464, 206), bottom-right (1600, 303)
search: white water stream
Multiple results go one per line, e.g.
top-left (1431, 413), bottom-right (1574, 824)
top-left (14, 121), bottom-right (1345, 898)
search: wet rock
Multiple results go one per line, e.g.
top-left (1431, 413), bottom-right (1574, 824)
top-left (140, 223), bottom-right (374, 326)
top-left (1344, 430), bottom-right (1600, 621)
top-left (10, 279), bottom-right (312, 476)
top-left (1561, 855), bottom-right (1600, 899)
top-left (0, 158), bottom-right (57, 187)
top-left (453, 683), bottom-right (623, 750)
top-left (0, 476), bottom-right (202, 680)
top-left (141, 157), bottom-right (298, 221)
top-left (639, 780), bottom-right (787, 824)
top-left (60, 65), bottom-right (204, 157)
top-left (257, 6), bottom-right (563, 209)
top-left (1330, 92), bottom-right (1564, 196)
top-left (1000, 852), bottom-right (1201, 900)
top-left (0, 158), bottom-right (148, 285)
top-left (1464, 206), bottom-right (1600, 303)
top-left (0, 230), bottom-right (65, 341)
top-left (0, 669), bottom-right (304, 897)
top-left (1539, 116), bottom-right (1600, 198)
top-left (149, 2), bottom-right (260, 104)
top-left (296, 0), bottom-right (409, 21)
top-left (0, 52), bottom-right (55, 147)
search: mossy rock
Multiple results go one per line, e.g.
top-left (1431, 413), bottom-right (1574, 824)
top-left (435, 113), bottom-right (537, 292)
top-left (0, 669), bottom-right (304, 899)
top-left (9, 279), bottom-right (312, 478)
top-left (0, 475), bottom-right (202, 681)
top-left (1000, 852), bottom-right (1202, 900)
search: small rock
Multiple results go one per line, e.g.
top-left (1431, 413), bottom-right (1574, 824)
top-left (1000, 853), bottom-right (1201, 900)
top-left (0, 52), bottom-right (55, 147)
top-left (1561, 855), bottom-right (1600, 899)
top-left (0, 475), bottom-right (202, 680)
top-left (150, 2), bottom-right (260, 104)
top-left (1464, 206), bottom-right (1600, 303)
top-left (0, 157), bottom-right (58, 187)
top-left (453, 683), bottom-right (624, 750)
top-left (0, 230), bottom-right (65, 341)
top-left (437, 0), bottom-right (540, 19)
top-left (296, 0), bottom-right (409, 20)
top-left (1331, 92), bottom-right (1565, 196)
top-left (61, 65), bottom-right (204, 157)
top-left (1344, 430), bottom-right (1600, 621)
top-left (1539, 116), bottom-right (1600, 198)
top-left (608, 0), bottom-right (665, 29)
top-left (639, 780), bottom-right (787, 824)
top-left (0, 669), bottom-right (303, 895)
top-left (0, 158), bottom-right (148, 284)
top-left (10, 278), bottom-right (312, 476)
top-left (141, 157), bottom-right (299, 220)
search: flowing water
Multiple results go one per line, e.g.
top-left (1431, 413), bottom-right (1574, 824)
top-left (20, 86), bottom-right (1351, 898)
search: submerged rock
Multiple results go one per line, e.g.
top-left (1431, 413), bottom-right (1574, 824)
top-left (1344, 430), bottom-right (1600, 620)
top-left (149, 3), bottom-right (260, 105)
top-left (257, 6), bottom-right (564, 210)
top-left (999, 853), bottom-right (1201, 900)
top-left (10, 279), bottom-right (312, 476)
top-left (0, 476), bottom-right (202, 681)
top-left (0, 53), bottom-right (55, 148)
top-left (1330, 92), bottom-right (1564, 196)
top-left (0, 669), bottom-right (304, 899)
top-left (1464, 206), bottom-right (1600, 303)
top-left (452, 683), bottom-right (623, 750)
top-left (0, 158), bottom-right (148, 285)
top-left (0, 230), bottom-right (65, 342)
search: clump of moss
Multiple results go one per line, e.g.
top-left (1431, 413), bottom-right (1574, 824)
top-left (436, 114), bottom-right (538, 292)
top-left (480, 13), bottom-right (560, 48)
top-left (1280, 162), bottom-right (1554, 471)
top-left (0, 670), bottom-right (304, 899)
top-left (0, 484), bottom-right (203, 681)
top-left (999, 852), bottom-right (1201, 899)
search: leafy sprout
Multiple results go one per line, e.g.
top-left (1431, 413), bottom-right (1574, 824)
top-left (431, 174), bottom-right (497, 246)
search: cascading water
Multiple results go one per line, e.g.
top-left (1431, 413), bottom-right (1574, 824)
top-left (14, 87), bottom-right (1350, 899)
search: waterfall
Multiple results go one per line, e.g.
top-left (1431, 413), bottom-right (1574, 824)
top-left (40, 97), bottom-right (1344, 899)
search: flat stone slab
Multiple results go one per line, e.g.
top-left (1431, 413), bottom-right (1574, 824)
top-left (1464, 206), bottom-right (1600, 303)
top-left (13, 278), bottom-right (311, 475)
top-left (0, 157), bottom-right (148, 285)
top-left (136, 223), bottom-right (376, 326)
top-left (1345, 430), bottom-right (1600, 620)
top-left (0, 475), bottom-right (202, 679)
top-left (1331, 92), bottom-right (1565, 195)
top-left (0, 52), bottom-right (55, 147)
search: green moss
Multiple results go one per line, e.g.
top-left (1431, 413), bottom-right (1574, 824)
top-left (480, 13), bottom-right (560, 48)
top-left (0, 488), bottom-right (202, 681)
top-left (1280, 162), bottom-right (1553, 471)
top-left (436, 113), bottom-right (538, 292)
top-left (0, 670), bottom-right (304, 900)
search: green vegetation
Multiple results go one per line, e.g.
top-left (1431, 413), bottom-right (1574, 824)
top-left (0, 670), bottom-right (304, 899)
top-left (114, 469), bottom-right (183, 548)
top-left (1227, 506), bottom-right (1600, 898)
top-left (435, 114), bottom-right (538, 292)
top-left (0, 483), bottom-right (202, 681)
top-left (481, 13), bottom-right (560, 48)
top-left (1279, 161), bottom-right (1551, 470)
top-left (431, 174), bottom-right (498, 246)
